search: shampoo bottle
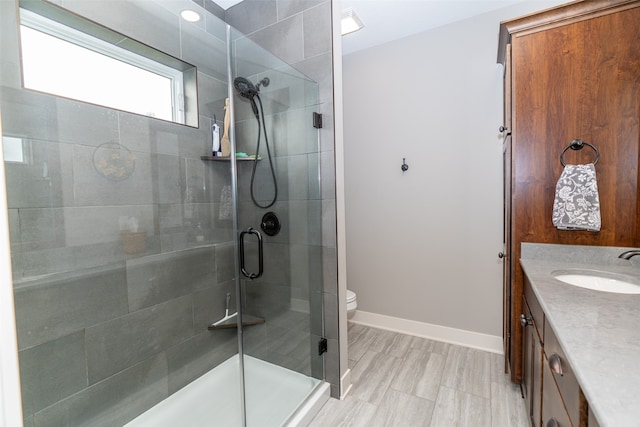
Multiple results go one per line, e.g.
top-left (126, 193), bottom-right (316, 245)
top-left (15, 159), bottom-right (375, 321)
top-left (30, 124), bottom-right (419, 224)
top-left (212, 115), bottom-right (221, 156)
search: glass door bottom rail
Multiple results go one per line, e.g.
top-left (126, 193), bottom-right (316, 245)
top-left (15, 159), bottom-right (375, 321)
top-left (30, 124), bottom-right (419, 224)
top-left (125, 355), bottom-right (322, 427)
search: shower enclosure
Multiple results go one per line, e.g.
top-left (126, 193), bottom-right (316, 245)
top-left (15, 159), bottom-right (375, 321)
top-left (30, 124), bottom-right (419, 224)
top-left (0, 0), bottom-right (327, 425)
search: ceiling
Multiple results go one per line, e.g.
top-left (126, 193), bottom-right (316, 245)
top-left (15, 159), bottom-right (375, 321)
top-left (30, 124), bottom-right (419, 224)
top-left (213, 0), bottom-right (530, 55)
top-left (340, 0), bottom-right (528, 55)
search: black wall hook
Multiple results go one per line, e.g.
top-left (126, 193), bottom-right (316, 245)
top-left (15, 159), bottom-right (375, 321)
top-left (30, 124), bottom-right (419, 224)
top-left (401, 158), bottom-right (409, 172)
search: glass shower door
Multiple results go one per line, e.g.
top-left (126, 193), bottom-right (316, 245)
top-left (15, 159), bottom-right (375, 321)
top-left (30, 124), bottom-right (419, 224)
top-left (229, 28), bottom-right (325, 426)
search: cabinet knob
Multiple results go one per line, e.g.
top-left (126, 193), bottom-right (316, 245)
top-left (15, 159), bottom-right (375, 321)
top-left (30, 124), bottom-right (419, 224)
top-left (520, 314), bottom-right (533, 327)
top-left (498, 252), bottom-right (505, 259)
top-left (548, 353), bottom-right (564, 376)
top-left (546, 418), bottom-right (559, 427)
top-left (499, 125), bottom-right (509, 133)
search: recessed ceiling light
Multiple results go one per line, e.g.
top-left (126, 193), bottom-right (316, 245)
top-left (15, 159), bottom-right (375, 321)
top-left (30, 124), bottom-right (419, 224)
top-left (341, 8), bottom-right (364, 36)
top-left (180, 9), bottom-right (201, 22)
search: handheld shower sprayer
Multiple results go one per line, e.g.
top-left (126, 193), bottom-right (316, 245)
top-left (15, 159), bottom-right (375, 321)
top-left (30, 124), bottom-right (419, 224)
top-left (233, 76), bottom-right (278, 209)
top-left (233, 77), bottom-right (270, 118)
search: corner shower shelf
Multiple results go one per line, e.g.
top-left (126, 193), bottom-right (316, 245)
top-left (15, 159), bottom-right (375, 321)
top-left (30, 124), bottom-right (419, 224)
top-left (207, 313), bottom-right (265, 330)
top-left (200, 156), bottom-right (261, 161)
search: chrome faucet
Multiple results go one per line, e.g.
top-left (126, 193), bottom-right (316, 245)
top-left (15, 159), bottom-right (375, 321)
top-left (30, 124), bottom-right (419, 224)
top-left (618, 250), bottom-right (640, 260)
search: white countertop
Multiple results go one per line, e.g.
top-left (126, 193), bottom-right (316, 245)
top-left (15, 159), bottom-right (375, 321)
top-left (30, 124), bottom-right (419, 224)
top-left (520, 243), bottom-right (640, 427)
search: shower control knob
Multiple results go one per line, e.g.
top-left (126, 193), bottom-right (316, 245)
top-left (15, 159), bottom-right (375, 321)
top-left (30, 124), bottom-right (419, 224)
top-left (260, 212), bottom-right (281, 237)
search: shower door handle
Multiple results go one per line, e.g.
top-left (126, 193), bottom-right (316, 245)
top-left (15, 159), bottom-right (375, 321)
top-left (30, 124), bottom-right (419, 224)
top-left (239, 227), bottom-right (263, 279)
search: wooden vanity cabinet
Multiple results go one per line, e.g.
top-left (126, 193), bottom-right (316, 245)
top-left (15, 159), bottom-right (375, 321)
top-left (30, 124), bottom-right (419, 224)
top-left (498, 0), bottom-right (640, 385)
top-left (523, 277), bottom-right (597, 427)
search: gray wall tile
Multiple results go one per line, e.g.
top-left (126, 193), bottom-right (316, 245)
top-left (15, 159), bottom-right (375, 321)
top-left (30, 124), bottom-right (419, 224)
top-left (182, 24), bottom-right (228, 82)
top-left (126, 246), bottom-right (217, 311)
top-left (18, 208), bottom-right (65, 251)
top-left (226, 0), bottom-right (277, 35)
top-left (19, 331), bottom-right (87, 417)
top-left (308, 153), bottom-right (321, 200)
top-left (322, 246), bottom-right (337, 293)
top-left (55, 98), bottom-right (119, 146)
top-left (193, 280), bottom-right (236, 332)
top-left (33, 353), bottom-right (168, 427)
top-left (72, 144), bottom-right (153, 206)
top-left (85, 295), bottom-right (194, 383)
top-left (245, 280), bottom-right (291, 319)
top-left (197, 72), bottom-right (228, 121)
top-left (150, 117), bottom-right (210, 160)
top-left (321, 149), bottom-right (336, 199)
top-left (117, 112), bottom-right (152, 154)
top-left (321, 199), bottom-right (336, 248)
top-left (166, 329), bottom-right (237, 394)
top-left (303, 2), bottom-right (331, 59)
top-left (14, 263), bottom-right (128, 349)
top-left (0, 0), bottom-right (20, 88)
top-left (153, 154), bottom-right (183, 204)
top-left (216, 243), bottom-right (236, 282)
top-left (60, 0), bottom-right (181, 58)
top-left (4, 139), bottom-right (73, 209)
top-left (323, 291), bottom-right (339, 340)
top-left (277, 0), bottom-right (325, 20)
top-left (0, 87), bottom-right (59, 142)
top-left (6, 0), bottom-right (339, 418)
top-left (201, 0), bottom-right (225, 21)
top-left (62, 205), bottom-right (155, 247)
top-left (247, 14), bottom-right (304, 65)
top-left (7, 208), bottom-right (20, 247)
top-left (325, 337), bottom-right (340, 386)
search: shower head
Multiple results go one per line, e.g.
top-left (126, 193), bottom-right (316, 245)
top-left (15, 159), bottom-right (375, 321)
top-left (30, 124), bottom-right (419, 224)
top-left (234, 77), bottom-right (259, 100)
top-left (234, 76), bottom-right (260, 117)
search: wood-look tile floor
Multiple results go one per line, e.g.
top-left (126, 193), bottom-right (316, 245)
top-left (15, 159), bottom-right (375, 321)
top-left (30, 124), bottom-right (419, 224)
top-left (309, 323), bottom-right (529, 427)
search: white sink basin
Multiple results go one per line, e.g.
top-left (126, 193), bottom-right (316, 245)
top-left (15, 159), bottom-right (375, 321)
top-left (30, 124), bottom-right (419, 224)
top-left (553, 270), bottom-right (640, 294)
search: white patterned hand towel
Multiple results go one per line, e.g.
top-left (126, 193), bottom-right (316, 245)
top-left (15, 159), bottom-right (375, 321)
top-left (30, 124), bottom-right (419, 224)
top-left (552, 163), bottom-right (601, 231)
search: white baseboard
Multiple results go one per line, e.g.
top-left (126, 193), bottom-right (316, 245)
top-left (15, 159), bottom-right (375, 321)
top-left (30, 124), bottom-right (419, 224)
top-left (339, 369), bottom-right (352, 400)
top-left (349, 310), bottom-right (503, 354)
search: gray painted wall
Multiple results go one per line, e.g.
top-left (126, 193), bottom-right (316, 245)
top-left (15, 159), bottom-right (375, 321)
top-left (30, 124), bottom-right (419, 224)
top-left (342, 1), bottom-right (569, 338)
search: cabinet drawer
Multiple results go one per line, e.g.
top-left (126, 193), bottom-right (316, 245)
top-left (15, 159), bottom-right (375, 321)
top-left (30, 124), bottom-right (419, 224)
top-left (545, 322), bottom-right (580, 427)
top-left (542, 363), bottom-right (573, 427)
top-left (524, 277), bottom-right (544, 343)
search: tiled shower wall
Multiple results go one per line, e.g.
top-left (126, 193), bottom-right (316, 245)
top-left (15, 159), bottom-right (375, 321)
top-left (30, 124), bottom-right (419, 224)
top-left (1, 1), bottom-right (237, 425)
top-left (223, 0), bottom-right (340, 397)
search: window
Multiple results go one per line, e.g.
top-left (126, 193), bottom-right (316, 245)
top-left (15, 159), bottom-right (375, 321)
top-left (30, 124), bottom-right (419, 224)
top-left (18, 1), bottom-right (197, 126)
top-left (2, 136), bottom-right (29, 164)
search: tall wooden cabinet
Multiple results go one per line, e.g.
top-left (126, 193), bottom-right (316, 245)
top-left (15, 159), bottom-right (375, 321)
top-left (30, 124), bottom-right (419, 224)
top-left (498, 0), bottom-right (640, 383)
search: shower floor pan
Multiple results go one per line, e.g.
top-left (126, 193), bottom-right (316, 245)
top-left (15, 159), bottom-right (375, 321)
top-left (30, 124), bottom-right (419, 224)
top-left (125, 355), bottom-right (328, 427)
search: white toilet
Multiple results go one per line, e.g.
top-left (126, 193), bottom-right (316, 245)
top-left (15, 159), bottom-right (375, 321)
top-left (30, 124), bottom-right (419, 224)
top-left (346, 289), bottom-right (358, 318)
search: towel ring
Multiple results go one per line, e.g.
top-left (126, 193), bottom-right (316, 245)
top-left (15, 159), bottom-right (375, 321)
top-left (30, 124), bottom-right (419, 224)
top-left (560, 139), bottom-right (600, 166)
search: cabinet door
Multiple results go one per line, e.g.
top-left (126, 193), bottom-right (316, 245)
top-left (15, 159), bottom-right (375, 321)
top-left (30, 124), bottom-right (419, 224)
top-left (523, 295), bottom-right (543, 427)
top-left (542, 362), bottom-right (572, 427)
top-left (502, 132), bottom-right (512, 373)
top-left (522, 300), bottom-right (533, 418)
top-left (532, 330), bottom-right (542, 427)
